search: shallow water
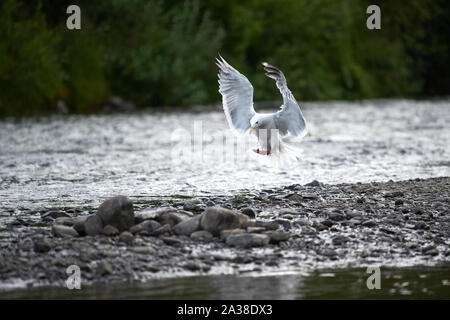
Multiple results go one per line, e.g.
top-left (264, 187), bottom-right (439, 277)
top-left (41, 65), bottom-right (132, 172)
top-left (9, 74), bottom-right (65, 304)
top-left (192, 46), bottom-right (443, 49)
top-left (1, 265), bottom-right (449, 299)
top-left (0, 99), bottom-right (449, 211)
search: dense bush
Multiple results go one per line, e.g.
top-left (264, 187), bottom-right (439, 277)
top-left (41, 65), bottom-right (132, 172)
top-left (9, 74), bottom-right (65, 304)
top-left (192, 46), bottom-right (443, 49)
top-left (0, 0), bottom-right (448, 116)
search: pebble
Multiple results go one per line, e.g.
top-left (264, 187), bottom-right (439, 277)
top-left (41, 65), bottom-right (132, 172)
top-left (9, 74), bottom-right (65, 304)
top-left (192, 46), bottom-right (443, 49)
top-left (172, 215), bottom-right (202, 236)
top-left (33, 237), bottom-right (51, 253)
top-left (130, 220), bottom-right (162, 235)
top-left (329, 213), bottom-right (346, 221)
top-left (265, 231), bottom-right (291, 243)
top-left (362, 220), bottom-right (377, 228)
top-left (102, 225), bottom-right (120, 236)
top-left (51, 225), bottom-right (79, 238)
top-left (332, 235), bottom-right (350, 246)
top-left (183, 199), bottom-right (204, 212)
top-left (241, 207), bottom-right (256, 219)
top-left (41, 211), bottom-right (70, 220)
top-left (226, 233), bottom-right (270, 247)
top-left (220, 228), bottom-right (245, 241)
top-left (190, 230), bottom-right (213, 241)
top-left (119, 231), bottom-right (134, 245)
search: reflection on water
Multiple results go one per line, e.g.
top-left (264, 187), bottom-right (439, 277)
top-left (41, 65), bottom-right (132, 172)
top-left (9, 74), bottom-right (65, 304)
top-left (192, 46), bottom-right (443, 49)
top-left (0, 99), bottom-right (449, 210)
top-left (1, 265), bottom-right (449, 299)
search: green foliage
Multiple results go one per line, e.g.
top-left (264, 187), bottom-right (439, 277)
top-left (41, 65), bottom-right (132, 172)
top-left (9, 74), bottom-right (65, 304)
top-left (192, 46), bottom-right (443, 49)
top-left (0, 0), bottom-right (63, 117)
top-left (0, 0), bottom-right (448, 117)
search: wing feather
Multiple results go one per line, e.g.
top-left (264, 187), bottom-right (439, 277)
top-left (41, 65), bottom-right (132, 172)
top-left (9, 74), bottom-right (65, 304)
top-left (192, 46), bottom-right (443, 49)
top-left (262, 62), bottom-right (307, 137)
top-left (217, 56), bottom-right (255, 133)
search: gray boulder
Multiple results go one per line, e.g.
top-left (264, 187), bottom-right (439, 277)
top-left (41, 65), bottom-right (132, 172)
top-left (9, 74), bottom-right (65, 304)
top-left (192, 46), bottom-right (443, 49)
top-left (157, 210), bottom-right (191, 227)
top-left (200, 207), bottom-right (249, 236)
top-left (129, 220), bottom-right (161, 235)
top-left (73, 216), bottom-right (88, 236)
top-left (226, 233), bottom-right (270, 247)
top-left (183, 199), bottom-right (205, 212)
top-left (84, 214), bottom-right (103, 236)
top-left (97, 195), bottom-right (135, 232)
top-left (102, 225), bottom-right (120, 236)
top-left (52, 225), bottom-right (79, 238)
top-left (173, 215), bottom-right (202, 236)
top-left (265, 231), bottom-right (291, 243)
top-left (119, 231), bottom-right (134, 245)
top-left (190, 230), bottom-right (213, 241)
top-left (220, 228), bottom-right (245, 241)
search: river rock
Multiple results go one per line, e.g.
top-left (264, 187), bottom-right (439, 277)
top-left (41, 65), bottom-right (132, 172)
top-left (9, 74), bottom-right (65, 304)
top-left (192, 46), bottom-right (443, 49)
top-left (220, 228), bottom-right (245, 241)
top-left (102, 225), bottom-right (120, 236)
top-left (130, 220), bottom-right (162, 235)
top-left (41, 211), bottom-right (70, 220)
top-left (183, 199), bottom-right (204, 212)
top-left (73, 216), bottom-right (88, 236)
top-left (226, 233), bottom-right (270, 247)
top-left (84, 214), bottom-right (103, 236)
top-left (241, 207), bottom-right (256, 219)
top-left (151, 224), bottom-right (171, 236)
top-left (51, 225), bottom-right (79, 238)
top-left (173, 215), bottom-right (202, 236)
top-left (33, 237), bottom-right (51, 253)
top-left (250, 220), bottom-right (280, 231)
top-left (332, 235), bottom-right (350, 246)
top-left (119, 231), bottom-right (134, 245)
top-left (54, 217), bottom-right (75, 226)
top-left (190, 230), bottom-right (213, 241)
top-left (265, 231), bottom-right (291, 243)
top-left (200, 207), bottom-right (248, 236)
top-left (97, 195), bottom-right (134, 232)
top-left (157, 210), bottom-right (191, 227)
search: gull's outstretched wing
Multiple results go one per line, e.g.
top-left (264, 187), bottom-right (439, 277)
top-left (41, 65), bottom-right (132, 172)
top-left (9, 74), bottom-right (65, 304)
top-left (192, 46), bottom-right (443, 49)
top-left (217, 56), bottom-right (255, 134)
top-left (263, 62), bottom-right (307, 138)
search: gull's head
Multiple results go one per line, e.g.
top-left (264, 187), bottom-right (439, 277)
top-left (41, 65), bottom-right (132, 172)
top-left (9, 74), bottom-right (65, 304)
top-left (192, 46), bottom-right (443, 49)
top-left (249, 118), bottom-right (261, 134)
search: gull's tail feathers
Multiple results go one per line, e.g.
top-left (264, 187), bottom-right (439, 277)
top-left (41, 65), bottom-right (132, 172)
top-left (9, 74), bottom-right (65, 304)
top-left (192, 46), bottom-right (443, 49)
top-left (250, 138), bottom-right (303, 170)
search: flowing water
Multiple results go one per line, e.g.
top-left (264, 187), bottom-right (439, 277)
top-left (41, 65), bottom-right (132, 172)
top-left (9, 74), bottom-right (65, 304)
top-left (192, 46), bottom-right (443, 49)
top-left (0, 99), bottom-right (449, 299)
top-left (0, 99), bottom-right (449, 211)
top-left (2, 265), bottom-right (449, 299)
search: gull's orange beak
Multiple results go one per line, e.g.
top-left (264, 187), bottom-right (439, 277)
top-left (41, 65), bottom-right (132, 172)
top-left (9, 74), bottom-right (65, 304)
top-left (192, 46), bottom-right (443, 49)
top-left (249, 126), bottom-right (254, 135)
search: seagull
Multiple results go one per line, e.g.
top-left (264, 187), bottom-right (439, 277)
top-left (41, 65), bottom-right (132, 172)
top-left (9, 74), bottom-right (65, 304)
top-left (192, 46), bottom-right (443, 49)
top-left (216, 55), bottom-right (307, 157)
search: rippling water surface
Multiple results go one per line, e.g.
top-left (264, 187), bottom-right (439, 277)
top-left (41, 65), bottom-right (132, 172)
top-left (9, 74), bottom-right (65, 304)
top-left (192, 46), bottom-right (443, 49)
top-left (2, 265), bottom-right (449, 299)
top-left (0, 99), bottom-right (449, 210)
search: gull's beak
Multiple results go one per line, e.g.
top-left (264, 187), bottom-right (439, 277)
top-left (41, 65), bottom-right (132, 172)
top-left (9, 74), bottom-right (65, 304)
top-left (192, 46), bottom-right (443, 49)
top-left (249, 126), bottom-right (254, 135)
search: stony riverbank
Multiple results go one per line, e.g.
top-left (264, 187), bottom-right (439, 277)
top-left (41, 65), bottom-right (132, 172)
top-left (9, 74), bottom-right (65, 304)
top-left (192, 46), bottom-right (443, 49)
top-left (0, 177), bottom-right (449, 289)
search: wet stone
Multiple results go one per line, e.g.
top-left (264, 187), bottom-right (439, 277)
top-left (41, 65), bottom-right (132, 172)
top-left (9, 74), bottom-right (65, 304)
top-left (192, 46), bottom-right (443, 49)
top-left (97, 195), bottom-right (135, 232)
top-left (33, 238), bottom-right (51, 253)
top-left (41, 211), bottom-right (70, 220)
top-left (220, 228), bottom-right (245, 241)
top-left (51, 225), bottom-right (79, 238)
top-left (332, 235), bottom-right (350, 246)
top-left (119, 231), bottom-right (134, 245)
top-left (102, 225), bottom-right (119, 236)
top-left (265, 231), bottom-right (291, 244)
top-left (190, 230), bottom-right (213, 241)
top-left (151, 224), bottom-right (171, 236)
top-left (362, 220), bottom-right (377, 228)
top-left (172, 215), bottom-right (201, 236)
top-left (130, 220), bottom-right (162, 235)
top-left (226, 233), bottom-right (270, 248)
top-left (241, 207), bottom-right (256, 219)
top-left (84, 214), bottom-right (103, 236)
top-left (200, 207), bottom-right (243, 236)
